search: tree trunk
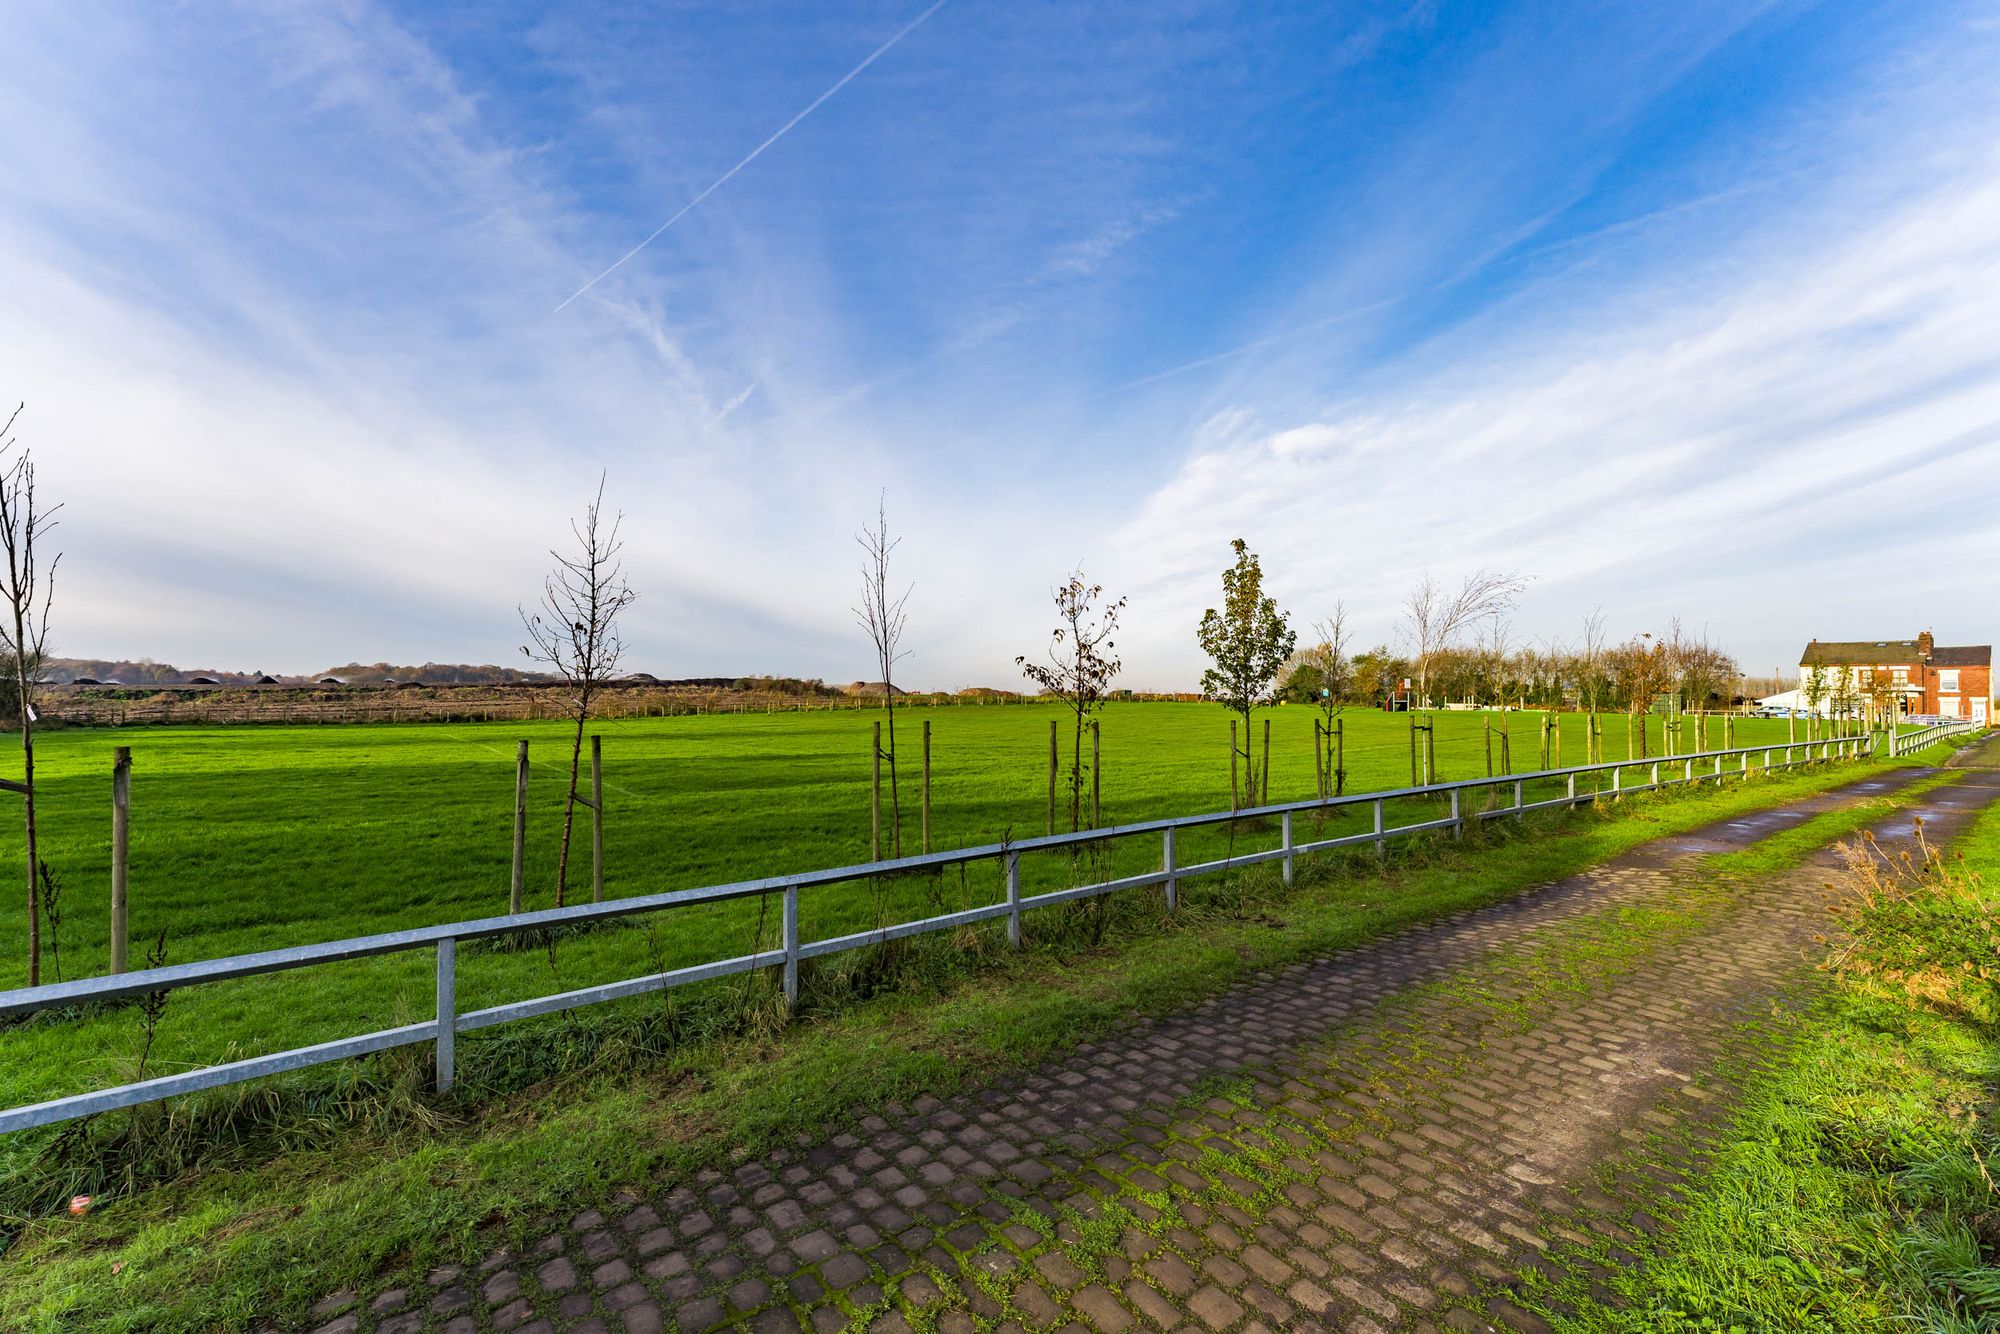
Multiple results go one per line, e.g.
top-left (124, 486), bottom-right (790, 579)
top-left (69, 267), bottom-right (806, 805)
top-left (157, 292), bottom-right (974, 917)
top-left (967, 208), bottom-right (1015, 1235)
top-left (18, 654), bottom-right (38, 988)
top-left (554, 688), bottom-right (589, 907)
top-left (885, 692), bottom-right (901, 857)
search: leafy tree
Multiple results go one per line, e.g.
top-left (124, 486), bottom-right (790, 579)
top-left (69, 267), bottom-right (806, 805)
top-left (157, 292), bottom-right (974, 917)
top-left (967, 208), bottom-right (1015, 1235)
top-left (1351, 646), bottom-right (1408, 705)
top-left (1803, 663), bottom-right (1829, 741)
top-left (1196, 539), bottom-right (1296, 807)
top-left (1018, 570), bottom-right (1124, 832)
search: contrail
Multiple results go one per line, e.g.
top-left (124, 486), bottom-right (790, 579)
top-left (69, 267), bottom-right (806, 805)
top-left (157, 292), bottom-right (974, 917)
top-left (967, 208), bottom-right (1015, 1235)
top-left (556, 0), bottom-right (950, 313)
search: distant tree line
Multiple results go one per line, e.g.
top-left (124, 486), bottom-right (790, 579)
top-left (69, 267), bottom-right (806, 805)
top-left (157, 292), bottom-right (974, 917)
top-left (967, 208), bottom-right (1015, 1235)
top-left (1278, 616), bottom-right (1740, 712)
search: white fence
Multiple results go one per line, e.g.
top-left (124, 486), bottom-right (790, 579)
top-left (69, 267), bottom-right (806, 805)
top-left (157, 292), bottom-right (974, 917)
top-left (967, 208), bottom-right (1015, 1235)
top-left (1890, 717), bottom-right (1985, 757)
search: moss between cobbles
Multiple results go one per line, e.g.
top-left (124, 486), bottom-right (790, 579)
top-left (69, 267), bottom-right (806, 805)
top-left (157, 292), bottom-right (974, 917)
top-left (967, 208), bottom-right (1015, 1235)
top-left (0, 757), bottom-right (1903, 1331)
top-left (863, 860), bottom-right (1767, 1330)
top-left (1516, 767), bottom-right (2000, 1332)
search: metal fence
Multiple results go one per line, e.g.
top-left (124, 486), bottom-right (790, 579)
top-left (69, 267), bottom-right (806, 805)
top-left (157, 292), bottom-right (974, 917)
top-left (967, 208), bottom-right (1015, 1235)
top-left (1890, 717), bottom-right (1985, 757)
top-left (0, 732), bottom-right (1882, 1135)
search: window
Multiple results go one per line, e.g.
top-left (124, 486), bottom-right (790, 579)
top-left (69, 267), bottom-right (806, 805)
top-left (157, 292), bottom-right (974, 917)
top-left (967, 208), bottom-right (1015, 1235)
top-left (1892, 667), bottom-right (1909, 684)
top-left (1939, 669), bottom-right (1960, 694)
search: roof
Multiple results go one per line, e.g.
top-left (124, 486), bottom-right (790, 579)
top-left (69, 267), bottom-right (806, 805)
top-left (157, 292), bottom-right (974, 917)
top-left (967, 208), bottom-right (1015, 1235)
top-left (1799, 640), bottom-right (1919, 666)
top-left (1799, 640), bottom-right (1990, 668)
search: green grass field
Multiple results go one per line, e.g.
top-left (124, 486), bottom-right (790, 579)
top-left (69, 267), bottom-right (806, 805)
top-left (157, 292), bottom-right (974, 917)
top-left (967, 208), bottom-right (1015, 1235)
top-left (0, 704), bottom-right (1844, 1120)
top-left (0, 723), bottom-right (1908, 1331)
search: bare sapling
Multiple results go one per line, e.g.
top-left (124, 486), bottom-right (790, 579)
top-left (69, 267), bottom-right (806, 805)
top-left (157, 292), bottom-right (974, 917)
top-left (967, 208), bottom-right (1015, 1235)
top-left (1197, 540), bottom-right (1296, 810)
top-left (520, 473), bottom-right (636, 908)
top-left (0, 403), bottom-right (59, 986)
top-left (1306, 606), bottom-right (1352, 799)
top-left (854, 495), bottom-right (912, 856)
top-left (1402, 568), bottom-right (1524, 710)
top-left (1017, 570), bottom-right (1124, 832)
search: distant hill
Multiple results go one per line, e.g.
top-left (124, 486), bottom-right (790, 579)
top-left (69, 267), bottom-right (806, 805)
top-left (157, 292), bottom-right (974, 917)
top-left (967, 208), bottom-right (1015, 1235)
top-left (313, 662), bottom-right (558, 686)
top-left (42, 658), bottom-right (266, 686)
top-left (39, 657), bottom-right (560, 686)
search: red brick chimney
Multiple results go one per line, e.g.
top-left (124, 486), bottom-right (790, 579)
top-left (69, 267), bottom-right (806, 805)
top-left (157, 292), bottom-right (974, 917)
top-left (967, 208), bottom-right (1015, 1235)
top-left (1917, 629), bottom-right (1935, 659)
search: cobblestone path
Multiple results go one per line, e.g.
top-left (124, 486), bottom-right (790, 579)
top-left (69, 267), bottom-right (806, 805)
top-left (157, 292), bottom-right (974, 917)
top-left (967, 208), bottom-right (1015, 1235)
top-left (307, 761), bottom-right (2000, 1334)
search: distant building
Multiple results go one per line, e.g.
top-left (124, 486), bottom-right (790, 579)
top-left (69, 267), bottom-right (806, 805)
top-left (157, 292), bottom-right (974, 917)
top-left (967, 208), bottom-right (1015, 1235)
top-left (1799, 631), bottom-right (1991, 722)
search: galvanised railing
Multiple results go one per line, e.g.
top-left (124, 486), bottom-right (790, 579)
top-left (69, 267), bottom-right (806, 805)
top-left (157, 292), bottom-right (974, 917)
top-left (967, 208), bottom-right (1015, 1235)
top-left (0, 733), bottom-right (1878, 1135)
top-left (1890, 717), bottom-right (1986, 757)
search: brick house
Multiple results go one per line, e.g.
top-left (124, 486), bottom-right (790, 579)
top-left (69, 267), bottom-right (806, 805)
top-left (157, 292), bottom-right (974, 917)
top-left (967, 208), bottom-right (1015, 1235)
top-left (1798, 631), bottom-right (1991, 723)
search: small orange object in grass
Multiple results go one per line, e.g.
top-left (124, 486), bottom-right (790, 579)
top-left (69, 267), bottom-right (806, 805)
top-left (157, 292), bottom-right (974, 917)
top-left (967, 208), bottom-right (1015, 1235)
top-left (68, 1194), bottom-right (92, 1216)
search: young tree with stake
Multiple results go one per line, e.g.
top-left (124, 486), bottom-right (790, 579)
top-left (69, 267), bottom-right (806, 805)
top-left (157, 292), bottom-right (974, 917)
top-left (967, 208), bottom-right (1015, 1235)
top-left (1196, 540), bottom-right (1296, 809)
top-left (0, 403), bottom-right (57, 986)
top-left (520, 474), bottom-right (635, 908)
top-left (1017, 570), bottom-right (1124, 832)
top-left (854, 495), bottom-right (911, 856)
top-left (1305, 605), bottom-right (1352, 797)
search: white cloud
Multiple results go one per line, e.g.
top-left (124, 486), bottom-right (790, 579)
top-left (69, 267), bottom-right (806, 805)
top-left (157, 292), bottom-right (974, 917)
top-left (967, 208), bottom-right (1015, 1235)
top-left (1101, 157), bottom-right (2000, 680)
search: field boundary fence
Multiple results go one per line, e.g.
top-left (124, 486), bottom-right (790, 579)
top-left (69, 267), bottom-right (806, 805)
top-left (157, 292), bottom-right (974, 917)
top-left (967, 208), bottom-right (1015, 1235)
top-left (1889, 716), bottom-right (1984, 757)
top-left (0, 731), bottom-right (1890, 1134)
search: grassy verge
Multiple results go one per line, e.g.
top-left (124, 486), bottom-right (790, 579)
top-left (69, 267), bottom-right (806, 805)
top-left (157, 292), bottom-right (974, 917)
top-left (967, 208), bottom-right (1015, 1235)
top-left (0, 758), bottom-right (1899, 1330)
top-left (1523, 776), bottom-right (2000, 1331)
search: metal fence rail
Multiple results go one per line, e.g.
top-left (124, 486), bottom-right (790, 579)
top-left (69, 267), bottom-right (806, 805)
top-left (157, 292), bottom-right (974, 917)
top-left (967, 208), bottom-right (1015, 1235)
top-left (1890, 717), bottom-right (1985, 757)
top-left (0, 733), bottom-right (1881, 1135)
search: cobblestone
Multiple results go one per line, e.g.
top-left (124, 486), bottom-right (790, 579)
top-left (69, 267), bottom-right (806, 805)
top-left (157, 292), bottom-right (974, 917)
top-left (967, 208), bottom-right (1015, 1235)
top-left (301, 766), bottom-right (1999, 1332)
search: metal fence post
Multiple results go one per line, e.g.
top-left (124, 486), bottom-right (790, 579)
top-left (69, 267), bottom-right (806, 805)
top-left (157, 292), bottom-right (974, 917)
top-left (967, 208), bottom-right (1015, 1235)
top-left (1611, 765), bottom-right (1621, 800)
top-left (1162, 827), bottom-right (1178, 910)
top-left (1281, 811), bottom-right (1294, 885)
top-left (1006, 851), bottom-right (1022, 946)
top-left (435, 938), bottom-right (456, 1093)
top-left (1450, 788), bottom-right (1462, 838)
top-left (1373, 798), bottom-right (1386, 860)
top-left (783, 886), bottom-right (799, 1005)
top-left (1566, 772), bottom-right (1577, 804)
top-left (1650, 761), bottom-right (1660, 791)
top-left (1513, 779), bottom-right (1524, 818)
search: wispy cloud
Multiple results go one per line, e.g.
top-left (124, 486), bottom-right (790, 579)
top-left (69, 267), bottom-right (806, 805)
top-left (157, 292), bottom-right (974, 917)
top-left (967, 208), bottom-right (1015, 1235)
top-left (3, 0), bottom-right (1997, 690)
top-left (554, 0), bottom-right (953, 311)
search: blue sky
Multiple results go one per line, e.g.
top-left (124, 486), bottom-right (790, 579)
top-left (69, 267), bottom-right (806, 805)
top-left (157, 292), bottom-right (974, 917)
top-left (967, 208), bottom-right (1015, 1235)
top-left (4, 0), bottom-right (1998, 686)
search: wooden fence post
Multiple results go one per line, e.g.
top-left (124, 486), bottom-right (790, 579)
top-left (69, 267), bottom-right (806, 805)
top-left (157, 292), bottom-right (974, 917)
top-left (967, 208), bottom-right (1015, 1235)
top-left (590, 734), bottom-right (604, 903)
top-left (1484, 717), bottom-right (1493, 777)
top-left (1261, 718), bottom-right (1271, 807)
top-left (1313, 720), bottom-right (1325, 799)
top-left (1500, 714), bottom-right (1511, 773)
top-left (1335, 718), bottom-right (1344, 795)
top-left (510, 740), bottom-right (528, 914)
top-left (1231, 720), bottom-right (1240, 810)
top-left (1408, 712), bottom-right (1418, 786)
top-left (110, 746), bottom-right (131, 975)
top-left (1047, 719), bottom-right (1058, 836)
top-left (1091, 720), bottom-right (1101, 829)
top-left (922, 720), bottom-right (932, 855)
top-left (872, 721), bottom-right (882, 861)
